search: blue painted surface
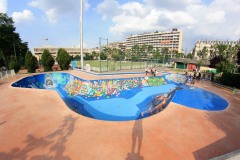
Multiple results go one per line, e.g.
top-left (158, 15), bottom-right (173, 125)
top-left (11, 73), bottom-right (229, 121)
top-left (172, 85), bottom-right (229, 111)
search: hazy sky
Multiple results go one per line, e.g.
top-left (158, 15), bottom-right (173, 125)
top-left (1, 0), bottom-right (240, 53)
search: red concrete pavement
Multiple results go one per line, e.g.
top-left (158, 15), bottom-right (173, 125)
top-left (0, 71), bottom-right (240, 160)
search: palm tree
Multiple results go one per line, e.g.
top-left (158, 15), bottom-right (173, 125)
top-left (131, 45), bottom-right (140, 61)
top-left (161, 47), bottom-right (169, 64)
top-left (140, 44), bottom-right (147, 59)
top-left (147, 45), bottom-right (153, 58)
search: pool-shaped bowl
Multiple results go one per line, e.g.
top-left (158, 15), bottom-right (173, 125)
top-left (11, 72), bottom-right (228, 121)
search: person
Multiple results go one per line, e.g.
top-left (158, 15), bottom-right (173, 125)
top-left (190, 78), bottom-right (195, 89)
top-left (153, 69), bottom-right (157, 77)
top-left (193, 71), bottom-right (197, 79)
top-left (202, 73), bottom-right (206, 80)
top-left (188, 74), bottom-right (192, 83)
top-left (197, 72), bottom-right (201, 80)
top-left (185, 71), bottom-right (188, 75)
top-left (151, 67), bottom-right (155, 75)
top-left (211, 72), bottom-right (215, 82)
top-left (145, 66), bottom-right (149, 75)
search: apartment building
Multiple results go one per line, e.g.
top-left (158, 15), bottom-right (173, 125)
top-left (33, 46), bottom-right (100, 60)
top-left (106, 41), bottom-right (126, 51)
top-left (125, 28), bottom-right (183, 57)
top-left (192, 40), bottom-right (240, 60)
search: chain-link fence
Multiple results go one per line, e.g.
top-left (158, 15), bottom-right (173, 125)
top-left (71, 60), bottom-right (166, 72)
top-left (0, 70), bottom-right (15, 79)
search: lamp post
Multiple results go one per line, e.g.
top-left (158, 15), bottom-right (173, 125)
top-left (80, 0), bottom-right (83, 70)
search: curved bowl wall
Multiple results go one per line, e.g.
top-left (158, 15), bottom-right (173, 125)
top-left (11, 73), bottom-right (228, 121)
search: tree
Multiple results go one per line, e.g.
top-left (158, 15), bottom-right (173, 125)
top-left (8, 56), bottom-right (20, 73)
top-left (216, 61), bottom-right (235, 73)
top-left (25, 51), bottom-right (37, 73)
top-left (56, 48), bottom-right (71, 70)
top-left (210, 44), bottom-right (238, 72)
top-left (91, 51), bottom-right (98, 60)
top-left (73, 55), bottom-right (80, 60)
top-left (112, 49), bottom-right (124, 61)
top-left (197, 46), bottom-right (208, 60)
top-left (161, 47), bottom-right (169, 63)
top-left (209, 55), bottom-right (224, 68)
top-left (41, 49), bottom-right (54, 71)
top-left (186, 53), bottom-right (193, 59)
top-left (183, 59), bottom-right (189, 69)
top-left (84, 53), bottom-right (93, 60)
top-left (236, 45), bottom-right (240, 73)
top-left (0, 49), bottom-right (4, 67)
top-left (176, 52), bottom-right (185, 58)
top-left (140, 44), bottom-right (147, 58)
top-left (131, 45), bottom-right (140, 61)
top-left (112, 52), bottom-right (121, 61)
top-left (153, 48), bottom-right (160, 59)
top-left (0, 13), bottom-right (28, 68)
top-left (100, 52), bottom-right (107, 60)
top-left (237, 46), bottom-right (240, 65)
top-left (197, 60), bottom-right (203, 69)
top-left (147, 45), bottom-right (153, 59)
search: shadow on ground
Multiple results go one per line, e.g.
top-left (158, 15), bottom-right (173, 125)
top-left (0, 115), bottom-right (78, 160)
top-left (126, 119), bottom-right (144, 160)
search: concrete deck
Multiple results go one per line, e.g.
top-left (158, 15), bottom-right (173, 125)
top-left (0, 70), bottom-right (240, 160)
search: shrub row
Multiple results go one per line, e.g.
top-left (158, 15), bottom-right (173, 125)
top-left (215, 72), bottom-right (240, 89)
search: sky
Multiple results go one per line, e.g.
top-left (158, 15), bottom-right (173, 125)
top-left (1, 0), bottom-right (240, 53)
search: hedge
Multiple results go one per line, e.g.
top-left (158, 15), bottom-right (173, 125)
top-left (215, 72), bottom-right (240, 89)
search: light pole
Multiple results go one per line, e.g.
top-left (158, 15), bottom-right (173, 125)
top-left (80, 0), bottom-right (83, 70)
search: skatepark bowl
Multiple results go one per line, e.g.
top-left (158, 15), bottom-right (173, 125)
top-left (12, 72), bottom-right (229, 121)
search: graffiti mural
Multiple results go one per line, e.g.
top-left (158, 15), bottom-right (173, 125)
top-left (64, 76), bottom-right (168, 98)
top-left (12, 72), bottom-right (187, 100)
top-left (141, 86), bottom-right (183, 117)
top-left (165, 74), bottom-right (187, 84)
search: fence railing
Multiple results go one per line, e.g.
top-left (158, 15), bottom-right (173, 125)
top-left (72, 60), bottom-right (174, 72)
top-left (0, 70), bottom-right (15, 80)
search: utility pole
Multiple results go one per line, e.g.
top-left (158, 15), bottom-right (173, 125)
top-left (80, 0), bottom-right (83, 70)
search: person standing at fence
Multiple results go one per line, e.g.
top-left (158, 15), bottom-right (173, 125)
top-left (145, 66), bottom-right (149, 75)
top-left (153, 69), bottom-right (157, 77)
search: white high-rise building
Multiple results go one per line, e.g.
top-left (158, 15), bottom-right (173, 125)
top-left (125, 28), bottom-right (183, 57)
top-left (192, 40), bottom-right (240, 60)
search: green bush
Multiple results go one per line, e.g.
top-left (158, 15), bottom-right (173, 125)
top-left (215, 72), bottom-right (240, 89)
top-left (8, 57), bottom-right (20, 73)
top-left (25, 51), bottom-right (37, 73)
top-left (41, 49), bottom-right (54, 72)
top-left (56, 48), bottom-right (71, 70)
